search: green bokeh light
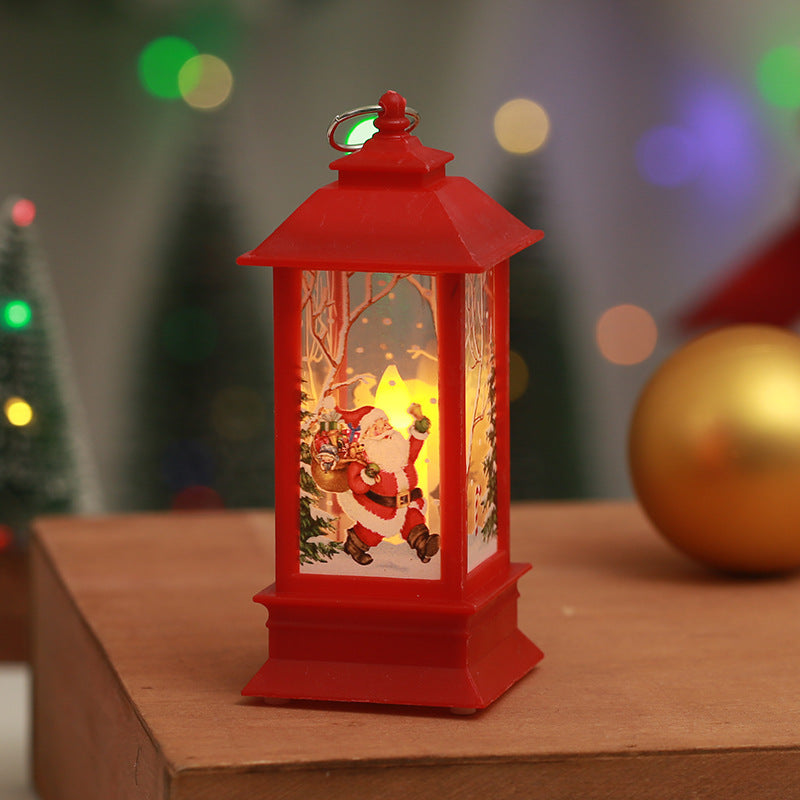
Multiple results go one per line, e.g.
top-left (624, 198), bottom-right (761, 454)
top-left (138, 36), bottom-right (198, 99)
top-left (757, 45), bottom-right (800, 108)
top-left (3, 300), bottom-right (32, 329)
top-left (345, 115), bottom-right (378, 148)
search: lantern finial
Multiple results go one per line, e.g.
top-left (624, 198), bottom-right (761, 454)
top-left (326, 91), bottom-right (419, 153)
top-left (375, 90), bottom-right (411, 135)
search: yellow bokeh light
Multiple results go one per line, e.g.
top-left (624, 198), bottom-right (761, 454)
top-left (509, 350), bottom-right (530, 401)
top-left (179, 54), bottom-right (233, 111)
top-left (4, 397), bottom-right (34, 427)
top-left (596, 304), bottom-right (658, 365)
top-left (494, 98), bottom-right (550, 154)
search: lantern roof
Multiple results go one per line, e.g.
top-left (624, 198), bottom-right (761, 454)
top-left (238, 91), bottom-right (543, 274)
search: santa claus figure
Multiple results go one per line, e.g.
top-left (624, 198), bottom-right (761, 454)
top-left (338, 404), bottom-right (439, 566)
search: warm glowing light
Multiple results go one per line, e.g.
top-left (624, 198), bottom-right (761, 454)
top-left (4, 397), bottom-right (34, 427)
top-left (139, 36), bottom-right (198, 99)
top-left (636, 125), bottom-right (702, 187)
top-left (11, 199), bottom-right (36, 227)
top-left (345, 115), bottom-right (378, 148)
top-left (596, 304), bottom-right (658, 365)
top-left (757, 45), bottom-right (800, 108)
top-left (179, 54), bottom-right (233, 111)
top-left (375, 365), bottom-right (413, 433)
top-left (363, 365), bottom-right (440, 499)
top-left (509, 350), bottom-right (529, 401)
top-left (3, 300), bottom-right (32, 329)
top-left (493, 98), bottom-right (550, 154)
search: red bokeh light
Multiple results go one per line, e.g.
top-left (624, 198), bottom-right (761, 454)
top-left (11, 198), bottom-right (36, 227)
top-left (0, 525), bottom-right (13, 552)
top-left (171, 485), bottom-right (225, 511)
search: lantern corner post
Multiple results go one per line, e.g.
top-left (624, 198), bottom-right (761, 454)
top-left (270, 266), bottom-right (303, 593)
top-left (494, 259), bottom-right (513, 559)
top-left (435, 271), bottom-right (468, 595)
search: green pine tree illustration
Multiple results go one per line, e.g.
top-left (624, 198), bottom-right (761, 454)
top-left (480, 365), bottom-right (498, 542)
top-left (299, 389), bottom-right (341, 564)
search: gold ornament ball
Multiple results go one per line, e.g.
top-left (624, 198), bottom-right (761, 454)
top-left (629, 325), bottom-right (800, 575)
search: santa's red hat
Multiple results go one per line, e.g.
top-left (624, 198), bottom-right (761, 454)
top-left (339, 406), bottom-right (386, 430)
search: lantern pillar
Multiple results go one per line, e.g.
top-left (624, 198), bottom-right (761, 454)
top-left (437, 271), bottom-right (467, 595)
top-left (271, 267), bottom-right (302, 594)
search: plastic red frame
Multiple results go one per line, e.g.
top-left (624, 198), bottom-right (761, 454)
top-left (239, 91), bottom-right (544, 709)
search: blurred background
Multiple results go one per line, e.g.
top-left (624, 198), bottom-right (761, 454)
top-left (1, 0), bottom-right (799, 522)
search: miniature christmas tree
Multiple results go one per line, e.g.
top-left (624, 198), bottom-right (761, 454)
top-left (0, 197), bottom-right (97, 546)
top-left (124, 141), bottom-right (274, 511)
top-left (499, 161), bottom-right (586, 499)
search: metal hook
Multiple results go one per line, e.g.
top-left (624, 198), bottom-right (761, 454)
top-left (327, 104), bottom-right (420, 152)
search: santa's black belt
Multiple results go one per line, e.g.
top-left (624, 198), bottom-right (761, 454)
top-left (365, 487), bottom-right (422, 509)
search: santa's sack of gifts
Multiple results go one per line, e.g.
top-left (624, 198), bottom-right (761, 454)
top-left (310, 406), bottom-right (364, 493)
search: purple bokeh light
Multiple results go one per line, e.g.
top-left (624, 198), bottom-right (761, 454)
top-left (635, 125), bottom-right (703, 187)
top-left (678, 76), bottom-right (765, 206)
top-left (635, 71), bottom-right (767, 203)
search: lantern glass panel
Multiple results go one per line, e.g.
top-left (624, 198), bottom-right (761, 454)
top-left (299, 270), bottom-right (440, 579)
top-left (466, 268), bottom-right (499, 570)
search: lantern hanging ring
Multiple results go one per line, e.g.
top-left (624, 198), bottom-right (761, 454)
top-left (327, 104), bottom-right (420, 152)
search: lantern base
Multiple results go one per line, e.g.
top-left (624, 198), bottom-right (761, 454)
top-left (242, 563), bottom-right (542, 709)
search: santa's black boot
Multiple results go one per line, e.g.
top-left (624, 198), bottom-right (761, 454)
top-left (407, 524), bottom-right (440, 563)
top-left (344, 528), bottom-right (373, 566)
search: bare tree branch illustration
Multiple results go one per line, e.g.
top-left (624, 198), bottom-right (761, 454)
top-left (406, 275), bottom-right (438, 339)
top-left (302, 272), bottom-right (441, 408)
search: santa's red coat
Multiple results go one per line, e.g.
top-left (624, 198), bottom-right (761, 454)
top-left (339, 432), bottom-right (427, 547)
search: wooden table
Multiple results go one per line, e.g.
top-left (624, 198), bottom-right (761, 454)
top-left (31, 502), bottom-right (800, 799)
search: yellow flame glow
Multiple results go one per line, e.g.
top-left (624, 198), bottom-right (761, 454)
top-left (375, 365), bottom-right (413, 432)
top-left (371, 365), bottom-right (440, 499)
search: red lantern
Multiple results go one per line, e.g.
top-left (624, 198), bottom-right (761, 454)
top-left (239, 91), bottom-right (544, 709)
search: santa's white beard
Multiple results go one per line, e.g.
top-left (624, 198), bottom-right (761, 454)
top-left (364, 430), bottom-right (409, 473)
